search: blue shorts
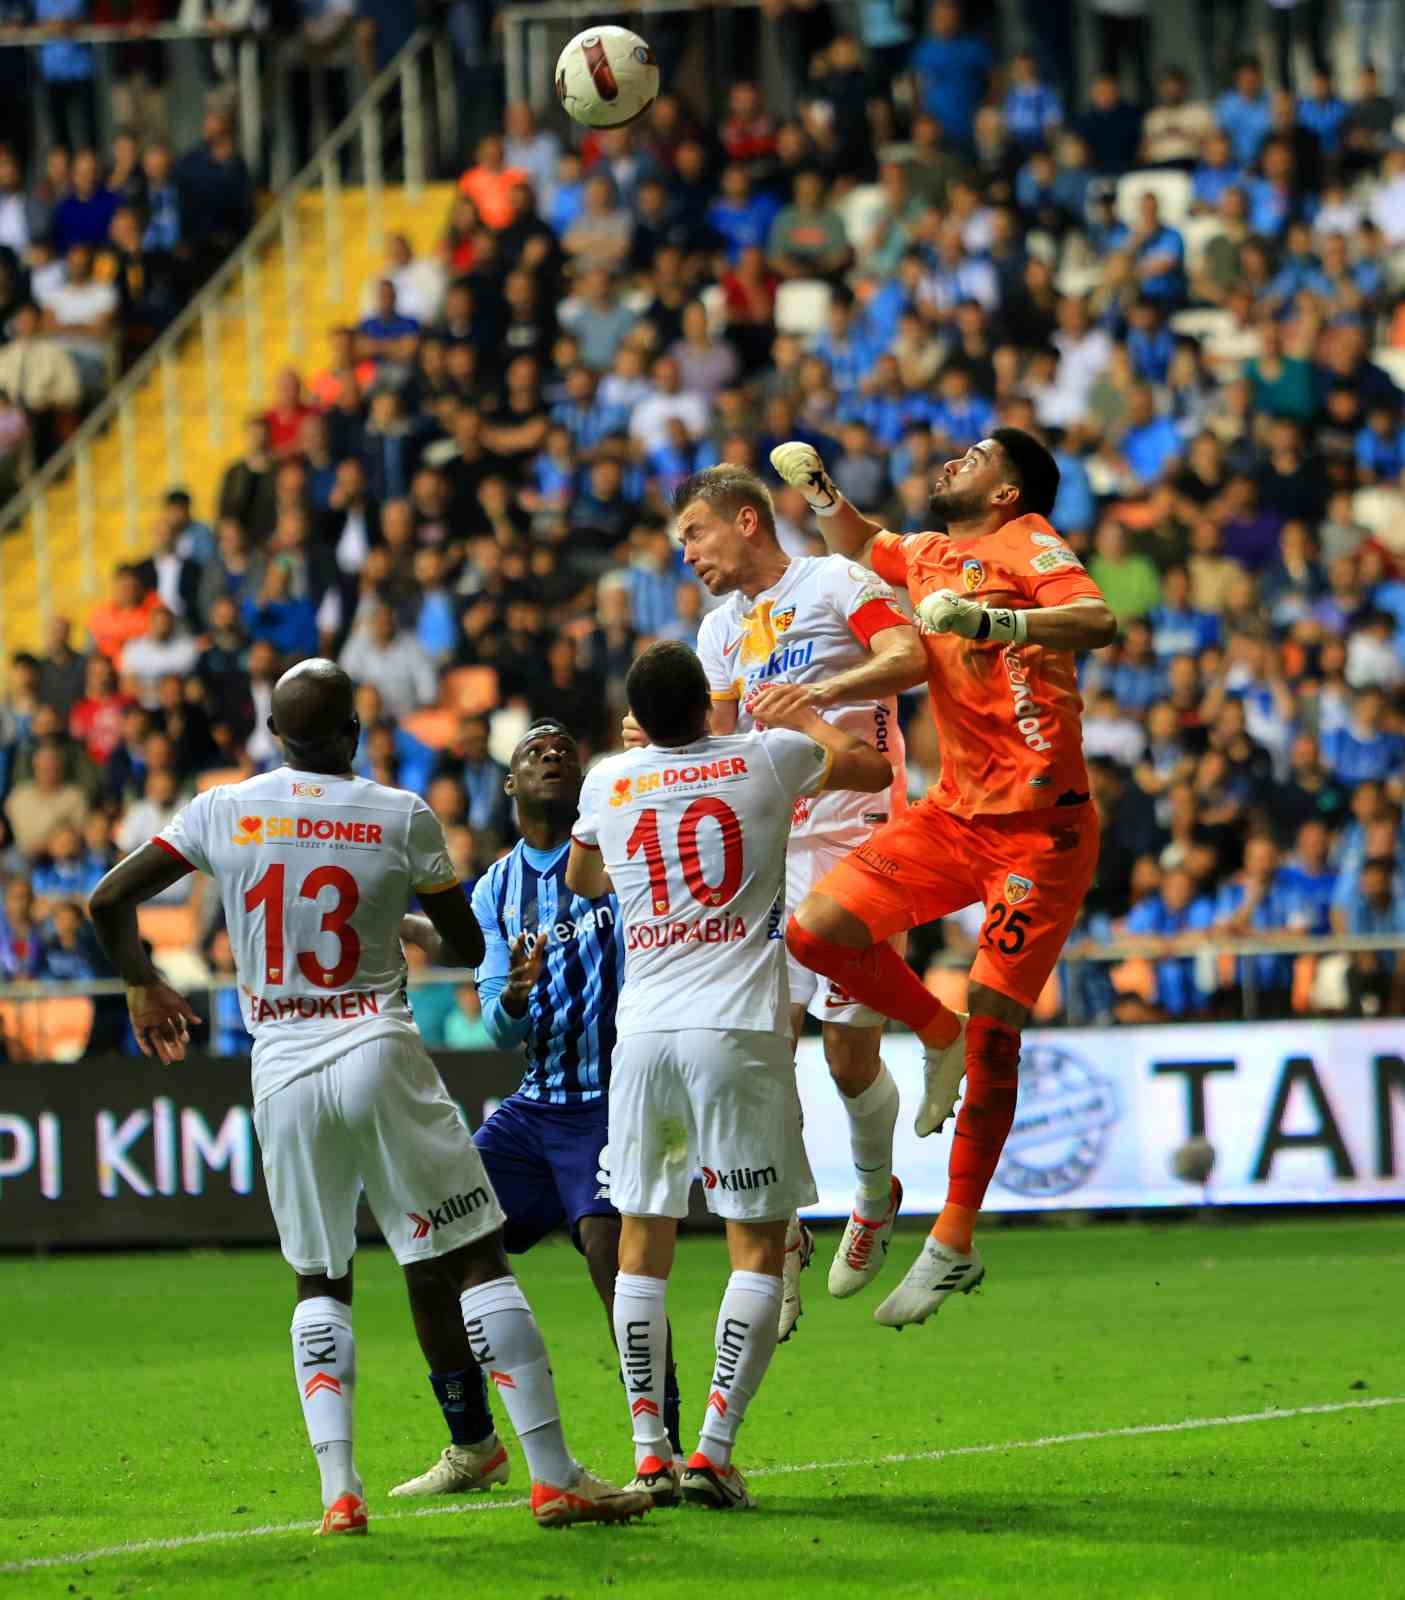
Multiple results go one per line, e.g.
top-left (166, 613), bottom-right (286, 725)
top-left (473, 1093), bottom-right (616, 1254)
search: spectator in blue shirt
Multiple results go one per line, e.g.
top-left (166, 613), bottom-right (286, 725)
top-left (357, 279), bottom-right (422, 366)
top-left (1126, 299), bottom-right (1175, 384)
top-left (1296, 68), bottom-right (1347, 156)
top-left (1192, 130), bottom-right (1244, 211)
top-left (205, 926), bottom-right (254, 1057)
top-left (32, 822), bottom-right (106, 906)
top-left (1108, 619), bottom-right (1170, 712)
top-left (1124, 866), bottom-right (1218, 1017)
top-left (1003, 51), bottom-right (1062, 153)
top-left (1276, 818), bottom-right (1337, 935)
top-left (705, 165), bottom-right (781, 265)
top-left (1321, 688), bottom-right (1405, 784)
top-left (810, 294), bottom-right (877, 396)
top-left (1343, 857), bottom-right (1405, 1014)
top-left (35, 0), bottom-right (97, 153)
top-left (1354, 403), bottom-right (1405, 481)
top-left (1051, 443), bottom-right (1095, 536)
top-left (1147, 566), bottom-right (1221, 660)
top-left (839, 353), bottom-right (926, 447)
top-left (243, 562), bottom-right (319, 659)
top-left (1215, 56), bottom-right (1273, 167)
top-left (929, 364), bottom-right (995, 450)
top-left (1120, 386), bottom-right (1184, 486)
top-left (1112, 191), bottom-right (1186, 305)
top-left (51, 149), bottom-right (119, 255)
top-left (1215, 835), bottom-right (1296, 1012)
top-left (1074, 70), bottom-right (1144, 175)
top-left (909, 0), bottom-right (994, 149)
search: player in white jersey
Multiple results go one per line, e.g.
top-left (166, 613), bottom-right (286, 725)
top-left (87, 660), bottom-right (650, 1535)
top-left (567, 640), bottom-right (893, 1509)
top-left (676, 465), bottom-right (929, 1329)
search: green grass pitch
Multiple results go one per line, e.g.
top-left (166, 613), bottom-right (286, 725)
top-left (2, 1216), bottom-right (1402, 1598)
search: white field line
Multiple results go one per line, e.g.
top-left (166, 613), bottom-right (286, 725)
top-left (3, 1395), bottom-right (1401, 1575)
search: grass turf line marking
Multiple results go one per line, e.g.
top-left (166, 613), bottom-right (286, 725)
top-left (4, 1395), bottom-right (1401, 1575)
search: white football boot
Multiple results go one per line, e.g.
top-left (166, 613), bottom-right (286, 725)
top-left (915, 1013), bottom-right (968, 1137)
top-left (530, 1468), bottom-right (653, 1528)
top-left (389, 1437), bottom-right (510, 1497)
top-left (777, 1214), bottom-right (814, 1343)
top-left (874, 1236), bottom-right (985, 1329)
top-left (828, 1176), bottom-right (903, 1298)
top-left (681, 1452), bottom-right (756, 1510)
top-left (625, 1452), bottom-right (682, 1507)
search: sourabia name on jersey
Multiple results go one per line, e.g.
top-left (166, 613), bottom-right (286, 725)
top-left (696, 554), bottom-right (909, 841)
top-left (572, 731), bottom-right (832, 1037)
top-left (155, 769), bottom-right (458, 1105)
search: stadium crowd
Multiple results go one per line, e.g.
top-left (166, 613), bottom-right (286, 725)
top-left (3, 0), bottom-right (1405, 1056)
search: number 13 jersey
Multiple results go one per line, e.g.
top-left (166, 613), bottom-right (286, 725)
top-left (155, 768), bottom-right (458, 1104)
top-left (571, 730), bottom-right (832, 1038)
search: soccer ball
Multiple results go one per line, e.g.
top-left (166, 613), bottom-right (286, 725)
top-left (554, 25), bottom-right (659, 129)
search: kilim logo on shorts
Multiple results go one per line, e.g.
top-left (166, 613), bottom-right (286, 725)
top-left (1004, 873), bottom-right (1035, 905)
top-left (407, 1187), bottom-right (491, 1238)
top-left (962, 559), bottom-right (984, 592)
top-left (609, 776), bottom-right (634, 807)
top-left (700, 1163), bottom-right (777, 1192)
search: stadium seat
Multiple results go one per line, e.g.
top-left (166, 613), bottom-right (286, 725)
top-left (138, 903), bottom-right (199, 954)
top-left (441, 666), bottom-right (499, 716)
top-left (835, 183), bottom-right (885, 250)
top-left (1170, 309), bottom-right (1236, 344)
top-left (402, 708), bottom-right (458, 749)
top-left (1370, 346), bottom-right (1405, 389)
top-left (700, 282), bottom-right (727, 338)
top-left (1115, 170), bottom-right (1192, 226)
top-left (775, 280), bottom-right (834, 338)
top-left (1178, 216), bottom-right (1225, 274)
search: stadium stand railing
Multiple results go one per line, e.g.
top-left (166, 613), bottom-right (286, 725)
top-left (0, 24), bottom-right (455, 662)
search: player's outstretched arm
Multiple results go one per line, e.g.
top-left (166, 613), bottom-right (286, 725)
top-left (416, 883), bottom-right (487, 969)
top-left (770, 441), bottom-right (887, 569)
top-left (89, 843), bottom-right (203, 1063)
top-left (917, 591), bottom-right (1117, 651)
top-left (751, 683), bottom-right (893, 793)
top-left (565, 842), bottom-right (611, 900)
top-left (811, 623), bottom-right (927, 707)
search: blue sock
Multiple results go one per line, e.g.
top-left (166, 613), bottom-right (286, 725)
top-left (429, 1368), bottom-right (494, 1449)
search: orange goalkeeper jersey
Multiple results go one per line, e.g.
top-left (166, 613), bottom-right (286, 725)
top-left (871, 514), bottom-right (1104, 819)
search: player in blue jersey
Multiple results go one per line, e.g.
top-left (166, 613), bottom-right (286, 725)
top-left (391, 720), bottom-right (682, 1498)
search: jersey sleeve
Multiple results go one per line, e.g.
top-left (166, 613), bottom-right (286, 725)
top-left (696, 610), bottom-right (738, 702)
top-left (1002, 522), bottom-right (1105, 608)
top-left (407, 798), bottom-right (459, 893)
top-left (572, 764), bottom-right (605, 849)
top-left (154, 789), bottom-right (215, 875)
top-left (821, 557), bottom-right (911, 648)
top-left (869, 530), bottom-right (915, 589)
top-left (469, 867), bottom-right (531, 1048)
top-left (761, 728), bottom-right (834, 799)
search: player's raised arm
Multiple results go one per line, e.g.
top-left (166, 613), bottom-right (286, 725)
top-left (415, 882), bottom-right (487, 969)
top-left (750, 682), bottom-right (892, 793)
top-left (89, 842), bottom-right (202, 1062)
top-left (916, 586), bottom-right (1117, 651)
top-left (769, 441), bottom-right (889, 569)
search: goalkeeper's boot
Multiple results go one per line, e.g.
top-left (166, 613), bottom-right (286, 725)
top-left (874, 1236), bottom-right (985, 1329)
top-left (915, 1013), bottom-right (967, 1137)
top-left (828, 1176), bottom-right (903, 1298)
top-left (389, 1437), bottom-right (510, 1497)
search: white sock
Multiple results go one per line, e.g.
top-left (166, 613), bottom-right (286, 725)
top-left (697, 1270), bottom-right (783, 1469)
top-left (844, 1062), bottom-right (899, 1207)
top-left (613, 1272), bottom-right (670, 1469)
top-left (291, 1296), bottom-right (362, 1508)
top-left (461, 1276), bottom-right (578, 1489)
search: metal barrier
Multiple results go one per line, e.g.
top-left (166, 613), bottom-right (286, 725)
top-left (0, 23), bottom-right (455, 661)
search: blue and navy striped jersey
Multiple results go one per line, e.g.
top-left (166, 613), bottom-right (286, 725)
top-left (469, 839), bottom-right (623, 1104)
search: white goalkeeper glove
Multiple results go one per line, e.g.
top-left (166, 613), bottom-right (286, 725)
top-left (769, 440), bottom-right (841, 517)
top-left (917, 588), bottom-right (1029, 645)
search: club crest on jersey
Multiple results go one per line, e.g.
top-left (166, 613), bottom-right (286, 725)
top-left (609, 777), bottom-right (634, 807)
top-left (962, 559), bottom-right (984, 592)
top-left (234, 815), bottom-right (263, 845)
top-left (772, 605), bottom-right (796, 634)
top-left (290, 781), bottom-right (324, 798)
top-left (1004, 873), bottom-right (1035, 905)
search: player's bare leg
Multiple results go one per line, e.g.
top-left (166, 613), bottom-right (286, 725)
top-left (451, 1234), bottom-right (651, 1526)
top-left (578, 1214), bottom-right (684, 1471)
top-left (776, 1003), bottom-right (816, 1345)
top-left (875, 982), bottom-right (1028, 1329)
top-left (392, 1259), bottom-right (511, 1498)
top-left (290, 1267), bottom-right (368, 1535)
top-left (681, 1219), bottom-right (787, 1511)
top-left (822, 1020), bottom-right (904, 1298)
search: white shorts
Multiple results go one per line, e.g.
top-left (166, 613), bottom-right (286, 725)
top-left (253, 1034), bottom-right (505, 1278)
top-left (609, 1029), bottom-right (817, 1223)
top-left (786, 836), bottom-right (905, 1029)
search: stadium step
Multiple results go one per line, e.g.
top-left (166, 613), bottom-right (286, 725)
top-left (0, 184), bottom-right (458, 658)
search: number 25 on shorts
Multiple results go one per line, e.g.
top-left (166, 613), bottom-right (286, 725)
top-left (981, 902), bottom-right (1031, 955)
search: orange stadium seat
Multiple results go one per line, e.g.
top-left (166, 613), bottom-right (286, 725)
top-left (138, 903), bottom-right (198, 954)
top-left (0, 997), bottom-right (94, 1061)
top-left (197, 768), bottom-right (249, 793)
top-left (403, 709), bottom-right (459, 749)
top-left (441, 667), bottom-right (499, 716)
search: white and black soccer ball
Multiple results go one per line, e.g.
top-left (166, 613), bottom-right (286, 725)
top-left (554, 25), bottom-right (659, 129)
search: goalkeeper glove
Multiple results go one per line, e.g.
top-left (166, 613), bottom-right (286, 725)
top-left (769, 440), bottom-right (841, 517)
top-left (916, 588), bottom-right (1029, 645)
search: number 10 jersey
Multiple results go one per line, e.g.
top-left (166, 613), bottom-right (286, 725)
top-left (571, 730), bottom-right (832, 1039)
top-left (156, 768), bottom-right (458, 1104)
